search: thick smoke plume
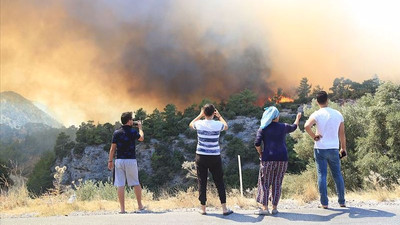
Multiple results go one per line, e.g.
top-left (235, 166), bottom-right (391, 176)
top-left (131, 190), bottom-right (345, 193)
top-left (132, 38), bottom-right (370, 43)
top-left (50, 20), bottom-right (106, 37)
top-left (2, 0), bottom-right (399, 126)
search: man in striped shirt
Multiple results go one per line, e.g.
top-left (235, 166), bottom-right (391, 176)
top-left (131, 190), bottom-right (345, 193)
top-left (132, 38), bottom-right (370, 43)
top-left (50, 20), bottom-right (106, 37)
top-left (189, 104), bottom-right (233, 216)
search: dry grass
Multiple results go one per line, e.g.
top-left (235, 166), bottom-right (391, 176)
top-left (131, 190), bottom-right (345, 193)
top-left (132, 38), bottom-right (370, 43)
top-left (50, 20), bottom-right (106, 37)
top-left (346, 185), bottom-right (400, 202)
top-left (1, 182), bottom-right (400, 217)
top-left (281, 165), bottom-right (320, 204)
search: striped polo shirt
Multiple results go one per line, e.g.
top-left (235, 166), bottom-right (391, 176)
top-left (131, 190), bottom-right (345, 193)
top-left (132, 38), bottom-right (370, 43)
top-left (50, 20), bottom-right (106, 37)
top-left (193, 119), bottom-right (225, 155)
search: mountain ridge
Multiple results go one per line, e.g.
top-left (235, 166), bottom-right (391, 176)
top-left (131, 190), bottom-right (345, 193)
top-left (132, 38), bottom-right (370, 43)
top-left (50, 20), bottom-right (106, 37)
top-left (0, 91), bottom-right (62, 129)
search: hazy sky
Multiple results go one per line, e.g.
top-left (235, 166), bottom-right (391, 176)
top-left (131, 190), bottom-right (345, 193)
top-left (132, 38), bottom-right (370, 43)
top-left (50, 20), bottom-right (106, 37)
top-left (1, 0), bottom-right (399, 126)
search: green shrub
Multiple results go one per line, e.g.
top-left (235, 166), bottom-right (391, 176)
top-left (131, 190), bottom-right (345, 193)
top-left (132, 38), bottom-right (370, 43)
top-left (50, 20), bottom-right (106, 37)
top-left (224, 89), bottom-right (261, 118)
top-left (76, 180), bottom-right (118, 201)
top-left (232, 123), bottom-right (245, 134)
top-left (225, 137), bottom-right (258, 163)
top-left (224, 163), bottom-right (258, 190)
top-left (224, 134), bottom-right (234, 142)
top-left (74, 142), bottom-right (87, 156)
top-left (103, 143), bottom-right (111, 152)
top-left (183, 128), bottom-right (197, 139)
top-left (149, 144), bottom-right (185, 189)
top-left (54, 132), bottom-right (75, 159)
top-left (27, 151), bottom-right (55, 195)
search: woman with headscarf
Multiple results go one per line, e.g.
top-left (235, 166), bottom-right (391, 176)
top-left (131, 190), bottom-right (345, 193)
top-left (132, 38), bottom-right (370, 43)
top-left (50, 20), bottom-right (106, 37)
top-left (254, 106), bottom-right (301, 215)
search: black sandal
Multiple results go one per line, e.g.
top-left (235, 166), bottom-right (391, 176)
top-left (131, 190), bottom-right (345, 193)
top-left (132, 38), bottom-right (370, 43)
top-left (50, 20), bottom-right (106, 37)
top-left (223, 209), bottom-right (233, 216)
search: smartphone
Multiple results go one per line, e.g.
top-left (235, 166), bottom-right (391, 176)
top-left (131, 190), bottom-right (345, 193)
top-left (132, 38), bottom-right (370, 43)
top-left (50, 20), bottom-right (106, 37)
top-left (339, 150), bottom-right (347, 159)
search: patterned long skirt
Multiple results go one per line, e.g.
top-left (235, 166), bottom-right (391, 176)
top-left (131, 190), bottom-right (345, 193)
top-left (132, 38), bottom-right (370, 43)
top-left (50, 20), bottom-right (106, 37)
top-left (256, 161), bottom-right (288, 206)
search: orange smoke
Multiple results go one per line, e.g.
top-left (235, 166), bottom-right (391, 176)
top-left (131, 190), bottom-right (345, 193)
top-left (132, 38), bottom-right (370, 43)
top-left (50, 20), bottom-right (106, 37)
top-left (2, 0), bottom-right (400, 126)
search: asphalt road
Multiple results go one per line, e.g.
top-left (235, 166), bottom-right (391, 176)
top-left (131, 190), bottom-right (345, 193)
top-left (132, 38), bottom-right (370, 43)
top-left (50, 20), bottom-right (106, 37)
top-left (1, 206), bottom-right (399, 225)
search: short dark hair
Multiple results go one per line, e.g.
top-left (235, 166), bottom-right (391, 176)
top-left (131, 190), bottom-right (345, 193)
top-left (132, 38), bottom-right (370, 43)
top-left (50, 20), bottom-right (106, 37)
top-left (316, 91), bottom-right (328, 104)
top-left (203, 104), bottom-right (215, 117)
top-left (121, 112), bottom-right (133, 125)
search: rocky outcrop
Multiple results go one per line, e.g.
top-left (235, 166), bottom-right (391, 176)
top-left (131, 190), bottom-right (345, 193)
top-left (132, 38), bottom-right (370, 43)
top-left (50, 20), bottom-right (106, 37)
top-left (56, 145), bottom-right (112, 184)
top-left (56, 144), bottom-right (155, 185)
top-left (55, 116), bottom-right (280, 185)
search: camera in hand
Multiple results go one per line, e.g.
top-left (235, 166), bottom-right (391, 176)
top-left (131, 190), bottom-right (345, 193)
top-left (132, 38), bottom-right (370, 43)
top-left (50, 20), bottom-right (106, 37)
top-left (132, 120), bottom-right (139, 126)
top-left (339, 150), bottom-right (347, 159)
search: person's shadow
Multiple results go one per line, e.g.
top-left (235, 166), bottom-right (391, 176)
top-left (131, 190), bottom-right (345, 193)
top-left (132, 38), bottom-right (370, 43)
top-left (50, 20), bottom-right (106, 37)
top-left (205, 212), bottom-right (264, 223)
top-left (332, 207), bottom-right (396, 219)
top-left (277, 207), bottom-right (396, 222)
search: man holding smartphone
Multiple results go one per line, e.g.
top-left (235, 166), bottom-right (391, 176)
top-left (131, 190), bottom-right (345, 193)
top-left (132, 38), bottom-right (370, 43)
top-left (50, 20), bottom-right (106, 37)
top-left (108, 112), bottom-right (145, 213)
top-left (305, 91), bottom-right (347, 209)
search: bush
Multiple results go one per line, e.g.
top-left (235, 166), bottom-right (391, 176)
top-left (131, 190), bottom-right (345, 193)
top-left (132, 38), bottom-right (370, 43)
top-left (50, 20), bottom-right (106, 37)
top-left (76, 180), bottom-right (99, 201)
top-left (224, 163), bottom-right (258, 190)
top-left (286, 135), bottom-right (307, 174)
top-left (54, 132), bottom-right (75, 159)
top-left (27, 151), bottom-right (55, 195)
top-left (223, 134), bottom-right (234, 142)
top-left (73, 142), bottom-right (87, 156)
top-left (183, 128), bottom-right (197, 139)
top-left (149, 144), bottom-right (185, 189)
top-left (224, 89), bottom-right (261, 118)
top-left (181, 142), bottom-right (197, 160)
top-left (103, 143), bottom-right (111, 152)
top-left (76, 121), bottom-right (115, 146)
top-left (75, 180), bottom-right (121, 201)
top-left (281, 164), bottom-right (318, 202)
top-left (225, 137), bottom-right (258, 163)
top-left (0, 159), bottom-right (13, 189)
top-left (232, 123), bottom-right (245, 134)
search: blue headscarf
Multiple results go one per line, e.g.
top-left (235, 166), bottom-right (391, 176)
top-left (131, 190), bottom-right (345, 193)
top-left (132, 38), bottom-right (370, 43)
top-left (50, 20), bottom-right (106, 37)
top-left (260, 106), bottom-right (280, 129)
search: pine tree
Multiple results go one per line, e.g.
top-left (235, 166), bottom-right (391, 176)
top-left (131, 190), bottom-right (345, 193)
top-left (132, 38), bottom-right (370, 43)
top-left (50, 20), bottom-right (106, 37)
top-left (296, 77), bottom-right (312, 103)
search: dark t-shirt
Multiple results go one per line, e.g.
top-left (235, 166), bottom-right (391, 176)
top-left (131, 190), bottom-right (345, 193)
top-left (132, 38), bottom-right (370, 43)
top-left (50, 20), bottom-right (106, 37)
top-left (254, 122), bottom-right (297, 161)
top-left (112, 125), bottom-right (141, 159)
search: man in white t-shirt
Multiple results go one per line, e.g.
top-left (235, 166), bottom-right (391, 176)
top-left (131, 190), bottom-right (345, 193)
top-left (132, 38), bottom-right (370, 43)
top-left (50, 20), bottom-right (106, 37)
top-left (189, 104), bottom-right (233, 216)
top-left (305, 91), bottom-right (347, 209)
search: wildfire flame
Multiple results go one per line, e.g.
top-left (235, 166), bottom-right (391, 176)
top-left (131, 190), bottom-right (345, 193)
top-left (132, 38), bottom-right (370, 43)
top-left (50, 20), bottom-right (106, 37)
top-left (267, 96), bottom-right (295, 104)
top-left (279, 96), bottom-right (295, 103)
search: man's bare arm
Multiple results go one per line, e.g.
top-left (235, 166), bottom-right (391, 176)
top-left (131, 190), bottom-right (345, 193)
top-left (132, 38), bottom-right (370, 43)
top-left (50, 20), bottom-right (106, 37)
top-left (108, 143), bottom-right (117, 170)
top-left (137, 121), bottom-right (144, 142)
top-left (339, 122), bottom-right (346, 152)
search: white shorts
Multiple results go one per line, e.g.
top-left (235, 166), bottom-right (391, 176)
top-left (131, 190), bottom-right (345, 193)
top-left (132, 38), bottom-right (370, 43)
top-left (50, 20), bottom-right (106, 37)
top-left (114, 159), bottom-right (140, 187)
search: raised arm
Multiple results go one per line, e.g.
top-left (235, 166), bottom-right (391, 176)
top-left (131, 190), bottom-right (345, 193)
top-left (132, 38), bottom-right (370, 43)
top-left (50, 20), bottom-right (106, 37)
top-left (189, 108), bottom-right (204, 129)
top-left (294, 112), bottom-right (301, 125)
top-left (137, 121), bottom-right (144, 142)
top-left (215, 109), bottom-right (228, 131)
top-left (286, 112), bottom-right (302, 133)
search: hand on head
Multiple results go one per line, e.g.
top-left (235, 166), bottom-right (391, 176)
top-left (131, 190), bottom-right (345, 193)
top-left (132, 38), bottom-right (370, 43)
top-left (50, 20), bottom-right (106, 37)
top-left (199, 108), bottom-right (205, 117)
top-left (214, 109), bottom-right (221, 118)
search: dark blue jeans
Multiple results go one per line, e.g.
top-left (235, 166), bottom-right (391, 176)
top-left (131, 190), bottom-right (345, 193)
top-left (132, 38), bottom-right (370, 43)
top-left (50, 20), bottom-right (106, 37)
top-left (314, 148), bottom-right (345, 206)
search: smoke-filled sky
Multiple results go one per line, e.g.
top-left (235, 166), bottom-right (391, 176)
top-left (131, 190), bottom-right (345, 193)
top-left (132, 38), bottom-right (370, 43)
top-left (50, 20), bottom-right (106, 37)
top-left (1, 0), bottom-right (400, 126)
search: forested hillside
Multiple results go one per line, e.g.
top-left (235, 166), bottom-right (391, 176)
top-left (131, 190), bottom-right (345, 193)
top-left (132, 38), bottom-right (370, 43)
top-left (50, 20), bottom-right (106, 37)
top-left (3, 77), bottom-right (399, 197)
